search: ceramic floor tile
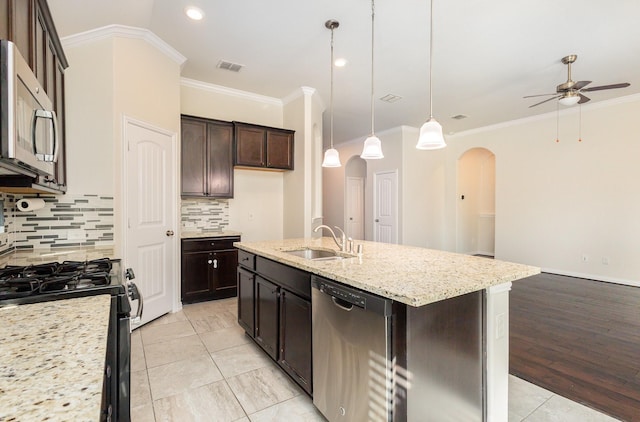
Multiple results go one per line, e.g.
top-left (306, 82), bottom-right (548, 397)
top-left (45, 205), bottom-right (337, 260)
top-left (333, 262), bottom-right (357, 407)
top-left (227, 364), bottom-right (302, 414)
top-left (199, 325), bottom-right (252, 353)
top-left (524, 395), bottom-right (621, 422)
top-left (189, 310), bottom-right (238, 334)
top-left (131, 402), bottom-right (155, 422)
top-left (248, 395), bottom-right (326, 422)
top-left (144, 334), bottom-right (207, 368)
top-left (141, 320), bottom-right (195, 345)
top-left (131, 329), bottom-right (146, 372)
top-left (183, 300), bottom-right (232, 319)
top-left (147, 353), bottom-right (223, 400)
top-left (211, 343), bottom-right (273, 378)
top-left (509, 375), bottom-right (554, 419)
top-left (144, 310), bottom-right (188, 328)
top-left (152, 380), bottom-right (246, 422)
top-left (131, 369), bottom-right (152, 408)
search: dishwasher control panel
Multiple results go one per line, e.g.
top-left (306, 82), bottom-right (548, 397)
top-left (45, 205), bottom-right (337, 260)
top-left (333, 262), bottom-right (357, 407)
top-left (320, 283), bottom-right (366, 308)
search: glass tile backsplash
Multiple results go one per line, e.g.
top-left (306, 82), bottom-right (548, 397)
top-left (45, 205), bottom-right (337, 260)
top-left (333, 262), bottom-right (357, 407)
top-left (181, 198), bottom-right (229, 232)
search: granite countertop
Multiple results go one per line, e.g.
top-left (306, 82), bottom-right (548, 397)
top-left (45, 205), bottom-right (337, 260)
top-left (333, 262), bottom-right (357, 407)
top-left (235, 238), bottom-right (540, 307)
top-left (181, 230), bottom-right (242, 239)
top-left (0, 295), bottom-right (112, 421)
top-left (0, 246), bottom-right (117, 267)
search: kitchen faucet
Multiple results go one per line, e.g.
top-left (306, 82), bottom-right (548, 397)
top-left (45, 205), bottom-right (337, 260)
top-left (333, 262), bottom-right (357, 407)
top-left (314, 225), bottom-right (347, 252)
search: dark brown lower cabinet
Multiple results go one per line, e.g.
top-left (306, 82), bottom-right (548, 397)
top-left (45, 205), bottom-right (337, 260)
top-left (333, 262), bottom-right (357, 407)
top-left (254, 276), bottom-right (279, 360)
top-left (237, 267), bottom-right (255, 336)
top-left (279, 289), bottom-right (312, 394)
top-left (237, 254), bottom-right (312, 395)
top-left (181, 237), bottom-right (239, 303)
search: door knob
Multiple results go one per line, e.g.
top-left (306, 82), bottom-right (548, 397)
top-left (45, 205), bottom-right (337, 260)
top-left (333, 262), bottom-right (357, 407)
top-left (375, 219), bottom-right (379, 223)
top-left (349, 217), bottom-right (353, 220)
top-left (166, 230), bottom-right (174, 236)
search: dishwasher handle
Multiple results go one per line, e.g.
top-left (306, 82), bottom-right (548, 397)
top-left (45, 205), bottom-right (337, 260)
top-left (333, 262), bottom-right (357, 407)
top-left (331, 296), bottom-right (354, 311)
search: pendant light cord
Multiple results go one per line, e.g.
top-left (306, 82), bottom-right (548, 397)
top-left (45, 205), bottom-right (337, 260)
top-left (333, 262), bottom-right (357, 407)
top-left (429, 0), bottom-right (434, 119)
top-left (370, 0), bottom-right (376, 136)
top-left (330, 25), bottom-right (335, 149)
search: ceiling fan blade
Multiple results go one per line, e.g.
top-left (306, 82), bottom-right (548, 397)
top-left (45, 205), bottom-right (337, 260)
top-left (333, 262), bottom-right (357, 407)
top-left (572, 80), bottom-right (592, 90)
top-left (529, 95), bottom-right (561, 108)
top-left (581, 82), bottom-right (630, 92)
top-left (578, 94), bottom-right (591, 104)
top-left (523, 93), bottom-right (557, 98)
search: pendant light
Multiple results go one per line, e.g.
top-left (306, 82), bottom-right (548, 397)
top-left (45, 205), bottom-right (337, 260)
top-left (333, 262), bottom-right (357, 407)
top-left (322, 20), bottom-right (342, 168)
top-left (360, 0), bottom-right (384, 159)
top-left (416, 0), bottom-right (446, 150)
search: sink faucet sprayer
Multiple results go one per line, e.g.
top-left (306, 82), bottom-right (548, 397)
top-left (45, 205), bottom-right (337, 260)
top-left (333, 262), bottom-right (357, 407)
top-left (313, 225), bottom-right (348, 252)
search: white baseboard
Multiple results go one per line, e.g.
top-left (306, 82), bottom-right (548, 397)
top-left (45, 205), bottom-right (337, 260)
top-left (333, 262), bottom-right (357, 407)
top-left (542, 267), bottom-right (640, 288)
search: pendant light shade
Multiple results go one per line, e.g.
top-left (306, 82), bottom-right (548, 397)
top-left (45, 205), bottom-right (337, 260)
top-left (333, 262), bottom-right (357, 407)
top-left (360, 0), bottom-right (383, 160)
top-left (322, 148), bottom-right (341, 167)
top-left (416, 0), bottom-right (446, 150)
top-left (322, 20), bottom-right (342, 168)
top-left (417, 117), bottom-right (445, 150)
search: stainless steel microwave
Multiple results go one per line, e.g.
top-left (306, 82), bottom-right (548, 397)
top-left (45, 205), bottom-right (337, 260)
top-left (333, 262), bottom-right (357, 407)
top-left (0, 40), bottom-right (58, 179)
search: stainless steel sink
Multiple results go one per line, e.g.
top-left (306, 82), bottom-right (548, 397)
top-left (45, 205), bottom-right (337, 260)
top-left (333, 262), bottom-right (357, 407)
top-left (283, 248), bottom-right (343, 261)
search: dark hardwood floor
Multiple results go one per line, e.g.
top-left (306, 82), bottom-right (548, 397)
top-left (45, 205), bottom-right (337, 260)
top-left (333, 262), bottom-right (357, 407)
top-left (510, 272), bottom-right (640, 421)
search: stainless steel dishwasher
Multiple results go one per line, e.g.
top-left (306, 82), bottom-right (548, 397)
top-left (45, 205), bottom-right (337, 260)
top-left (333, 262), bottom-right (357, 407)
top-left (312, 275), bottom-right (393, 422)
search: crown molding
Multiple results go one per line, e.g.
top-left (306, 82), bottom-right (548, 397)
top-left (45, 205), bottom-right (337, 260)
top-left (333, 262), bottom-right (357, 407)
top-left (449, 93), bottom-right (640, 139)
top-left (180, 78), bottom-right (283, 106)
top-left (61, 24), bottom-right (186, 68)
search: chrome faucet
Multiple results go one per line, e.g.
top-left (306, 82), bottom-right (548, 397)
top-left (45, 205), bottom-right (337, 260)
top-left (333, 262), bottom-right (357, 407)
top-left (314, 225), bottom-right (347, 251)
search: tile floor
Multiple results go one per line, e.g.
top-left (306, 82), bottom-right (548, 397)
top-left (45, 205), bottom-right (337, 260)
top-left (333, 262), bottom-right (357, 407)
top-left (130, 298), bottom-right (620, 422)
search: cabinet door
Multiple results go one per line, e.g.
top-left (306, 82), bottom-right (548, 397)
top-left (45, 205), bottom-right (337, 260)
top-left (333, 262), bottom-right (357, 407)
top-left (254, 276), bottom-right (279, 360)
top-left (181, 118), bottom-right (207, 197)
top-left (181, 250), bottom-right (213, 303)
top-left (33, 3), bottom-right (46, 88)
top-left (279, 289), bottom-right (312, 394)
top-left (207, 121), bottom-right (234, 198)
top-left (54, 61), bottom-right (66, 189)
top-left (237, 268), bottom-right (255, 337)
top-left (1, 0), bottom-right (33, 62)
top-left (211, 249), bottom-right (238, 298)
top-left (235, 125), bottom-right (265, 167)
top-left (266, 129), bottom-right (294, 170)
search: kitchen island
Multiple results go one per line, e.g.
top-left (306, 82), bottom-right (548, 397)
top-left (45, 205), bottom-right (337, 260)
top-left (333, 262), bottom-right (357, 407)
top-left (235, 237), bottom-right (540, 422)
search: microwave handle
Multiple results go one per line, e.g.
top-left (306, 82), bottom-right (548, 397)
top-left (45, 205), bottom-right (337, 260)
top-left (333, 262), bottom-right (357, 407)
top-left (32, 109), bottom-right (58, 163)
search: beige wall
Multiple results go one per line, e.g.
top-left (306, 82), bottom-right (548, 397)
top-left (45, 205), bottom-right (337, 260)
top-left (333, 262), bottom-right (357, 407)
top-left (323, 95), bottom-right (640, 285)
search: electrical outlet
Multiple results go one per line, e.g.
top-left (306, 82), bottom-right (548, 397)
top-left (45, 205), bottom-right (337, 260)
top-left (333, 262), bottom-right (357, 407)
top-left (248, 212), bottom-right (254, 221)
top-left (602, 257), bottom-right (610, 265)
top-left (582, 254), bottom-right (589, 263)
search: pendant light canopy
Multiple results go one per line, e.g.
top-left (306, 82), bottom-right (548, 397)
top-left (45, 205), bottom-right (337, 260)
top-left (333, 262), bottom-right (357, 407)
top-left (416, 0), bottom-right (446, 150)
top-left (360, 0), bottom-right (384, 160)
top-left (322, 20), bottom-right (342, 168)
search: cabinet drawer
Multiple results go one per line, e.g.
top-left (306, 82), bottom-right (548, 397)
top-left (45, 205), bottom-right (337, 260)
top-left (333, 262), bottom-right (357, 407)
top-left (182, 236), bottom-right (240, 252)
top-left (238, 250), bottom-right (256, 270)
top-left (256, 257), bottom-right (311, 299)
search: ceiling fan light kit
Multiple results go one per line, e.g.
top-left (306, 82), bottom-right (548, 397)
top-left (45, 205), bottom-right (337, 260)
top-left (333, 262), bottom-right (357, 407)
top-left (416, 0), bottom-right (447, 150)
top-left (360, 0), bottom-right (384, 160)
top-left (525, 54), bottom-right (630, 108)
top-left (322, 19), bottom-right (342, 168)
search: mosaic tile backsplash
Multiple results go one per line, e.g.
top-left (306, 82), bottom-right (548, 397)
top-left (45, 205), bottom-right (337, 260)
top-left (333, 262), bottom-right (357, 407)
top-left (181, 198), bottom-right (229, 232)
top-left (0, 193), bottom-right (114, 255)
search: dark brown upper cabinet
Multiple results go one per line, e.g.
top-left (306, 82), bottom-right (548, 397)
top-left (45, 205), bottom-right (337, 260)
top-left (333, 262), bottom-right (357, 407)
top-left (234, 122), bottom-right (294, 171)
top-left (181, 115), bottom-right (234, 198)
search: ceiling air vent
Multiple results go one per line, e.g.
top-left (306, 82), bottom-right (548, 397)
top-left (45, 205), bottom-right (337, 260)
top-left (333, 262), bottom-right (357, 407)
top-left (217, 60), bottom-right (244, 72)
top-left (379, 94), bottom-right (403, 103)
top-left (451, 114), bottom-right (468, 120)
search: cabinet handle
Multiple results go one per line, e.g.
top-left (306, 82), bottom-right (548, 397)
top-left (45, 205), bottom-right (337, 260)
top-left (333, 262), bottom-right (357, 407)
top-left (213, 259), bottom-right (218, 269)
top-left (208, 259), bottom-right (213, 264)
top-left (211, 242), bottom-right (215, 246)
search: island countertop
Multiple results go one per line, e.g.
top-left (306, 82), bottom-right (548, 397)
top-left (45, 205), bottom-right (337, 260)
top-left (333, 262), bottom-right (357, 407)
top-left (235, 238), bottom-right (540, 307)
top-left (0, 295), bottom-right (111, 421)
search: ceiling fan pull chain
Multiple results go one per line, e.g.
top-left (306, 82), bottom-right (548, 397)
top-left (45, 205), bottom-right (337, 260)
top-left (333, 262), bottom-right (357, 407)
top-left (578, 104), bottom-right (582, 142)
top-left (555, 101), bottom-right (560, 143)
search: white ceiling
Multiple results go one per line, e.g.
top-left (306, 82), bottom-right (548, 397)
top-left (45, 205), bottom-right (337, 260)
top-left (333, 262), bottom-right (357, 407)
top-left (48, 0), bottom-right (640, 145)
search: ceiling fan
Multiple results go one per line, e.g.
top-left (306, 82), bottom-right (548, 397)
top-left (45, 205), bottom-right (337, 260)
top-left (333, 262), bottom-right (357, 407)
top-left (525, 55), bottom-right (630, 108)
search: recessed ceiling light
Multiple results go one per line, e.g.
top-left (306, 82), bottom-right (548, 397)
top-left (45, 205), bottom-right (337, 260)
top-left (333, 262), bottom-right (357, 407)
top-left (185, 6), bottom-right (204, 21)
top-left (334, 58), bottom-right (347, 67)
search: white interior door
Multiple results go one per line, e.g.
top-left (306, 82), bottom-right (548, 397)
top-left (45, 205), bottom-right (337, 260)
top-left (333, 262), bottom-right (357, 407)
top-left (373, 170), bottom-right (398, 244)
top-left (345, 177), bottom-right (364, 240)
top-left (125, 118), bottom-right (177, 328)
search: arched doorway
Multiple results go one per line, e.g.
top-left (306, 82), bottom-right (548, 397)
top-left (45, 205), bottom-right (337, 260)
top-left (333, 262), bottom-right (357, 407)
top-left (456, 148), bottom-right (496, 256)
top-left (344, 156), bottom-right (366, 240)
